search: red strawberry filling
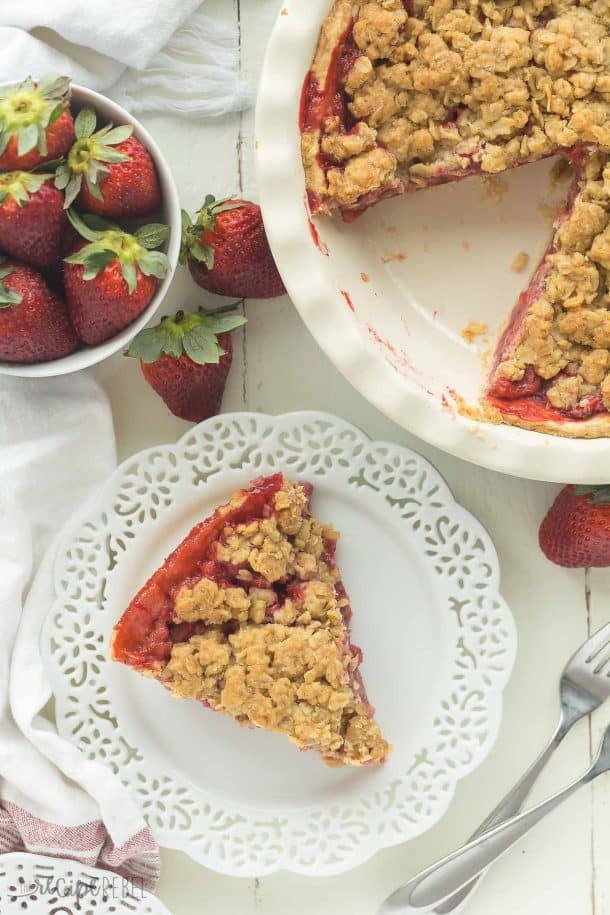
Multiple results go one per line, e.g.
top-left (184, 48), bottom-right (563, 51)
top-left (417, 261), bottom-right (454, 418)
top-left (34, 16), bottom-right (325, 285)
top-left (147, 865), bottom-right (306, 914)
top-left (112, 474), bottom-right (285, 668)
top-left (300, 24), bottom-right (356, 135)
top-left (485, 147), bottom-right (610, 428)
top-left (488, 365), bottom-right (542, 401)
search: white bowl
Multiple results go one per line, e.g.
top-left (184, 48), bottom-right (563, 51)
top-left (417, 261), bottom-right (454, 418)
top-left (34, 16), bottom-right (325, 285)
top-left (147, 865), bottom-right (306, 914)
top-left (255, 0), bottom-right (610, 484)
top-left (0, 83), bottom-right (181, 378)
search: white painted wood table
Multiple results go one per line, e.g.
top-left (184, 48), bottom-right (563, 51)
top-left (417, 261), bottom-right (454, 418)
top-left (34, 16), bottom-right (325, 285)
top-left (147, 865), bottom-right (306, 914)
top-left (93, 1), bottom-right (610, 912)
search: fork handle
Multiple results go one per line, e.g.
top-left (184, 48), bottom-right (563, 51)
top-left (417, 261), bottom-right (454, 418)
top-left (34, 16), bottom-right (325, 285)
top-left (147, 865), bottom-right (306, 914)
top-left (431, 719), bottom-right (566, 914)
top-left (404, 771), bottom-right (589, 911)
top-left (473, 719), bottom-right (565, 836)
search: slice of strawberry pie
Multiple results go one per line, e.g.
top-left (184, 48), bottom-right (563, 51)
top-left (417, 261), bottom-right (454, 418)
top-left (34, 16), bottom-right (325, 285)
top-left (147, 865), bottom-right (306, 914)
top-left (112, 473), bottom-right (390, 766)
top-left (485, 148), bottom-right (610, 435)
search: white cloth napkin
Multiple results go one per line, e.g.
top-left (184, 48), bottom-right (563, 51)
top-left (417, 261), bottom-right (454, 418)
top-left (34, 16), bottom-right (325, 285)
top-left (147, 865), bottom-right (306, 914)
top-left (0, 374), bottom-right (159, 888)
top-left (0, 0), bottom-right (249, 118)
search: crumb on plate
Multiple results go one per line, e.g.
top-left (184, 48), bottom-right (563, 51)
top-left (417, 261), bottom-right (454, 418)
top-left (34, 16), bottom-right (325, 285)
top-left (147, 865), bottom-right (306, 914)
top-left (511, 251), bottom-right (530, 273)
top-left (482, 176), bottom-right (508, 204)
top-left (461, 319), bottom-right (489, 344)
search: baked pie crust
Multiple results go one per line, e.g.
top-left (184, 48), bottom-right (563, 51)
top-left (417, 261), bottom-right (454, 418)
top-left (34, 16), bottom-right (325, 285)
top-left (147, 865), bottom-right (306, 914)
top-left (111, 473), bottom-right (390, 767)
top-left (301, 0), bottom-right (610, 437)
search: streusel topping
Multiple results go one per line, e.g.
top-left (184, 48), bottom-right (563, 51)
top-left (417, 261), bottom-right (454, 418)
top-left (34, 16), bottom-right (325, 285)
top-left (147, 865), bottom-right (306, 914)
top-left (304, 0), bottom-right (610, 211)
top-left (214, 483), bottom-right (338, 583)
top-left (174, 578), bottom-right (276, 625)
top-left (492, 150), bottom-right (610, 413)
top-left (162, 479), bottom-right (389, 766)
top-left (162, 624), bottom-right (387, 764)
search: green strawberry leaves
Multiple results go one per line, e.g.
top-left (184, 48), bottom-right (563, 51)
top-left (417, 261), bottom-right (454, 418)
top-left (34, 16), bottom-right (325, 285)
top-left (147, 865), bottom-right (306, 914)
top-left (575, 485), bottom-right (610, 505)
top-left (180, 196), bottom-right (244, 269)
top-left (0, 262), bottom-right (22, 307)
top-left (74, 107), bottom-right (97, 140)
top-left (79, 249), bottom-right (118, 281)
top-left (64, 208), bottom-right (170, 294)
top-left (65, 208), bottom-right (109, 241)
top-left (18, 123), bottom-right (41, 157)
top-left (136, 250), bottom-right (171, 281)
top-left (0, 74), bottom-right (71, 158)
top-left (135, 224), bottom-right (171, 250)
top-left (0, 171), bottom-right (50, 206)
top-left (128, 305), bottom-right (246, 365)
top-left (35, 75), bottom-right (71, 105)
top-left (180, 208), bottom-right (214, 267)
top-left (56, 107), bottom-right (134, 208)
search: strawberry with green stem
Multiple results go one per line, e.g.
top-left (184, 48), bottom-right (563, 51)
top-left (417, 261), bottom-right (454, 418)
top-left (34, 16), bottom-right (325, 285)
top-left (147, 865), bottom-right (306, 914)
top-left (55, 107), bottom-right (161, 217)
top-left (0, 257), bottom-right (78, 363)
top-left (181, 195), bottom-right (285, 299)
top-left (0, 75), bottom-right (74, 172)
top-left (0, 171), bottom-right (66, 268)
top-left (63, 209), bottom-right (170, 345)
top-left (128, 305), bottom-right (246, 422)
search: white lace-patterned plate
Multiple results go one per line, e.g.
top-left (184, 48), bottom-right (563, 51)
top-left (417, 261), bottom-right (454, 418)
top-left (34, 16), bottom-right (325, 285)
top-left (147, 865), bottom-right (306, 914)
top-left (0, 853), bottom-right (170, 915)
top-left (43, 412), bottom-right (516, 877)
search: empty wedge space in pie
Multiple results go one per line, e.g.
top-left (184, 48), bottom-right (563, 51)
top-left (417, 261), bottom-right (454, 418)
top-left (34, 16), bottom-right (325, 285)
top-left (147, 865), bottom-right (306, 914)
top-left (301, 0), bottom-right (610, 437)
top-left (111, 473), bottom-right (390, 766)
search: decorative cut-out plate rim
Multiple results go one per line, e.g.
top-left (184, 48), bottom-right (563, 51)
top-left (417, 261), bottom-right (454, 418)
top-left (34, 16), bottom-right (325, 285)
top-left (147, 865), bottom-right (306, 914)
top-left (0, 851), bottom-right (171, 914)
top-left (44, 410), bottom-right (517, 877)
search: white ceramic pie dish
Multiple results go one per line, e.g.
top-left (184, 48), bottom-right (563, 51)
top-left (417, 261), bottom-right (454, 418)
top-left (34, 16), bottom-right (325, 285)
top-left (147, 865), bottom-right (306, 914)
top-left (255, 0), bottom-right (610, 483)
top-left (0, 83), bottom-right (181, 379)
top-left (42, 412), bottom-right (516, 877)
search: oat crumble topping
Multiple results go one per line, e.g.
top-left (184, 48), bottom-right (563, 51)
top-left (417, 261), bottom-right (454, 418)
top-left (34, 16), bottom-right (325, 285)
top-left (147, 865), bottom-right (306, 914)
top-left (157, 479), bottom-right (389, 766)
top-left (492, 151), bottom-right (610, 413)
top-left (304, 0), bottom-right (610, 213)
top-left (162, 624), bottom-right (386, 764)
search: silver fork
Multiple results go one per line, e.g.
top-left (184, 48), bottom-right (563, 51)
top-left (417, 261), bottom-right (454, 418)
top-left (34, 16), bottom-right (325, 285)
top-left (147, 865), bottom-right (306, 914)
top-left (381, 621), bottom-right (610, 914)
top-left (384, 715), bottom-right (610, 912)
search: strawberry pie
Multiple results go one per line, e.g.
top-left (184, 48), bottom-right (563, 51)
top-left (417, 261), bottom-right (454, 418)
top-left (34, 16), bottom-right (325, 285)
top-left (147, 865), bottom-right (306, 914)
top-left (111, 473), bottom-right (390, 766)
top-left (302, 0), bottom-right (610, 436)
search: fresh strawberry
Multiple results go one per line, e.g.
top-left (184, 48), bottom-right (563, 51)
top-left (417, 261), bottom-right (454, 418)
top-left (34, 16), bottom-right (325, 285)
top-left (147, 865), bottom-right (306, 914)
top-left (55, 107), bottom-right (160, 217)
top-left (0, 171), bottom-right (66, 268)
top-left (539, 485), bottom-right (610, 568)
top-left (127, 306), bottom-right (247, 422)
top-left (0, 75), bottom-right (74, 171)
top-left (0, 258), bottom-right (78, 362)
top-left (181, 196), bottom-right (285, 299)
top-left (63, 209), bottom-right (170, 345)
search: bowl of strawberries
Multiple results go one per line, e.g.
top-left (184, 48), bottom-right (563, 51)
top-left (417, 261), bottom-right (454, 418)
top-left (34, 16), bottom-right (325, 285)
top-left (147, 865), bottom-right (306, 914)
top-left (0, 74), bottom-right (181, 376)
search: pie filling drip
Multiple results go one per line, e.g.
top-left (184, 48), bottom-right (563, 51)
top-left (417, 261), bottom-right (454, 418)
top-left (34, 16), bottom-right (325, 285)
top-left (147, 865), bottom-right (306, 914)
top-left (302, 0), bottom-right (610, 216)
top-left (112, 474), bottom-right (390, 767)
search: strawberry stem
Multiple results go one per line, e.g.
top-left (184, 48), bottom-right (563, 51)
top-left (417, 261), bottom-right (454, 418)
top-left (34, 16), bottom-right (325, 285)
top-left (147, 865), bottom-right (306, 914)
top-left (127, 304), bottom-right (246, 365)
top-left (0, 75), bottom-right (71, 158)
top-left (179, 195), bottom-right (245, 269)
top-left (0, 261), bottom-right (22, 307)
top-left (65, 208), bottom-right (169, 293)
top-left (574, 485), bottom-right (610, 505)
top-left (55, 107), bottom-right (133, 208)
